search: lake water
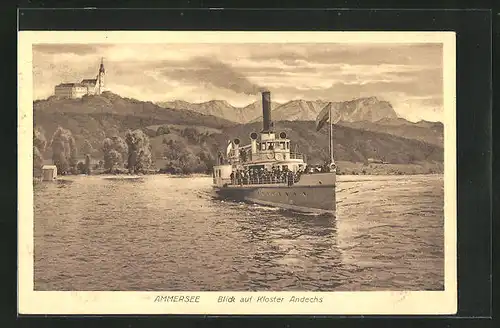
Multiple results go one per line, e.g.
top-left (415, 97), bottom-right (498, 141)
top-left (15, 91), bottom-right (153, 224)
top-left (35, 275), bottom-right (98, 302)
top-left (33, 174), bottom-right (444, 291)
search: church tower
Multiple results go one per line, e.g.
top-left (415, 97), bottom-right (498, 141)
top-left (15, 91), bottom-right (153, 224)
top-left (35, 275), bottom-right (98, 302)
top-left (97, 57), bottom-right (105, 95)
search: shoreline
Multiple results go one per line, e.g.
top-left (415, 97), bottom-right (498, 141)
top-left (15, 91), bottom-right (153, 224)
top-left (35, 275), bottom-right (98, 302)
top-left (34, 172), bottom-right (443, 184)
top-left (34, 161), bottom-right (443, 183)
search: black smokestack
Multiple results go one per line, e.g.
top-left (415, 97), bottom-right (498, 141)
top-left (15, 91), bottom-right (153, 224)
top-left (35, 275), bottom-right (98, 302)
top-left (262, 91), bottom-right (272, 132)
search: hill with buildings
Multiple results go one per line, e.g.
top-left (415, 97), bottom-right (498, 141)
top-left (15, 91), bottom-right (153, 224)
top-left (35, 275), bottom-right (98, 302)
top-left (34, 93), bottom-right (444, 174)
top-left (34, 91), bottom-right (234, 126)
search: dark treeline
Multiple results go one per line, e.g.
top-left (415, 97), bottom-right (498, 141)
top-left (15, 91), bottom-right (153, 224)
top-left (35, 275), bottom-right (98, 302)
top-left (33, 125), bottom-right (216, 176)
top-left (156, 126), bottom-right (216, 175)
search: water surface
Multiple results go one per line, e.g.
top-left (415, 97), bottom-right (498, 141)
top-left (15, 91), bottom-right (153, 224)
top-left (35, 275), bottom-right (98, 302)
top-left (34, 174), bottom-right (444, 291)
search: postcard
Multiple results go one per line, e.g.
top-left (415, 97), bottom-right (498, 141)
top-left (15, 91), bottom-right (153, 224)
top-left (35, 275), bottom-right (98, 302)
top-left (18, 30), bottom-right (456, 315)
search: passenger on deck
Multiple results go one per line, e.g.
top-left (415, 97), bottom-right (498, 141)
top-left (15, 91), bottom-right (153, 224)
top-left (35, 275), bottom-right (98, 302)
top-left (282, 167), bottom-right (289, 183)
top-left (294, 171), bottom-right (300, 183)
top-left (287, 170), bottom-right (294, 186)
top-left (243, 170), bottom-right (248, 184)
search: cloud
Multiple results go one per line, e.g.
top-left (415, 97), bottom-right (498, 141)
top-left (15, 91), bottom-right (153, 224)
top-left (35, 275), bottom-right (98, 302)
top-left (34, 44), bottom-right (114, 56)
top-left (31, 42), bottom-right (444, 122)
top-left (248, 43), bottom-right (443, 67)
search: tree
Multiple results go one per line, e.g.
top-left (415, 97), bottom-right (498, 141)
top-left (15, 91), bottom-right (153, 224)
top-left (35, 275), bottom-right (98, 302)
top-left (135, 147), bottom-right (153, 173)
top-left (163, 140), bottom-right (185, 161)
top-left (102, 136), bottom-right (128, 172)
top-left (179, 153), bottom-right (201, 174)
top-left (104, 149), bottom-right (123, 171)
top-left (84, 154), bottom-right (91, 174)
top-left (156, 126), bottom-right (170, 136)
top-left (110, 136), bottom-right (128, 157)
top-left (182, 127), bottom-right (199, 144)
top-left (51, 127), bottom-right (77, 175)
top-left (33, 127), bottom-right (47, 176)
top-left (77, 161), bottom-right (86, 174)
top-left (82, 139), bottom-right (95, 155)
top-left (125, 129), bottom-right (152, 173)
top-left (68, 136), bottom-right (78, 173)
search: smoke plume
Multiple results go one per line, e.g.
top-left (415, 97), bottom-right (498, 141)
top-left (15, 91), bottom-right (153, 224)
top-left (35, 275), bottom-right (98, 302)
top-left (166, 57), bottom-right (267, 95)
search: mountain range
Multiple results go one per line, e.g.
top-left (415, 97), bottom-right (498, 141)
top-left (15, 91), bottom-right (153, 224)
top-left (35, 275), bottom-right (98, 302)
top-left (158, 98), bottom-right (281, 124)
top-left (158, 95), bottom-right (443, 146)
top-left (158, 96), bottom-right (400, 124)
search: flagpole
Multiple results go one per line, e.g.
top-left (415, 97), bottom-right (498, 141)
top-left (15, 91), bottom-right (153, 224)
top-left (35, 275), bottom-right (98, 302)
top-left (329, 104), bottom-right (333, 164)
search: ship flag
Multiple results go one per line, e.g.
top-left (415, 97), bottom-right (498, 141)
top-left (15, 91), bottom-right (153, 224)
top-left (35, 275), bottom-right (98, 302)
top-left (226, 140), bottom-right (233, 156)
top-left (316, 102), bottom-right (332, 131)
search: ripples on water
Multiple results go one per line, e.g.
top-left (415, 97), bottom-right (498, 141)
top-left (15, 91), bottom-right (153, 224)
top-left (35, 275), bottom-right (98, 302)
top-left (33, 174), bottom-right (444, 291)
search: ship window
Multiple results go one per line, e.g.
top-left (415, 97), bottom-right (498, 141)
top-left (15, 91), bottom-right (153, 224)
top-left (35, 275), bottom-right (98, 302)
top-left (286, 142), bottom-right (290, 149)
top-left (219, 170), bottom-right (222, 176)
top-left (279, 142), bottom-right (285, 150)
top-left (261, 143), bottom-right (267, 150)
top-left (268, 143), bottom-right (274, 150)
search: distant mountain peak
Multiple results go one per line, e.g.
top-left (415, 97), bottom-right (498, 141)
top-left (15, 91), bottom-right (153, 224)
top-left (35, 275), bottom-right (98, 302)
top-left (157, 98), bottom-right (282, 124)
top-left (208, 99), bottom-right (228, 104)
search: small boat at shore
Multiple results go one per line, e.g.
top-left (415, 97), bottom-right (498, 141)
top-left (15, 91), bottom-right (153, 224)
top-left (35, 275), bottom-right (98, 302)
top-left (212, 91), bottom-right (336, 215)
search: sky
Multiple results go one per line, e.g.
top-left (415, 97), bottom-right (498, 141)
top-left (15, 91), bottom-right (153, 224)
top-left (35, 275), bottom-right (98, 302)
top-left (32, 43), bottom-right (444, 122)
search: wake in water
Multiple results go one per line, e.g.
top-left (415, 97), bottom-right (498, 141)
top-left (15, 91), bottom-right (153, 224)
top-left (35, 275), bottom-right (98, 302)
top-left (250, 204), bottom-right (282, 212)
top-left (102, 176), bottom-right (144, 181)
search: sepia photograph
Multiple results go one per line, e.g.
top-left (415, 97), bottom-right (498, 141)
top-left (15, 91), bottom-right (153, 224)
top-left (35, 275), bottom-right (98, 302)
top-left (18, 31), bottom-right (456, 315)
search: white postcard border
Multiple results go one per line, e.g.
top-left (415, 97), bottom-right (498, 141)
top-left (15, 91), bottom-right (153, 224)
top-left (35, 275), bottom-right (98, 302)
top-left (18, 31), bottom-right (457, 315)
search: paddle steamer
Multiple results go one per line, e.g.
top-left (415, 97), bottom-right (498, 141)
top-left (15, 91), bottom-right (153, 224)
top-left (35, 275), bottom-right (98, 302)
top-left (212, 91), bottom-right (336, 215)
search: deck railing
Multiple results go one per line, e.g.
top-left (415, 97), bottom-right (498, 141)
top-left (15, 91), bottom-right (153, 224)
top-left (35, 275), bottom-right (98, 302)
top-left (289, 152), bottom-right (303, 160)
top-left (230, 174), bottom-right (301, 186)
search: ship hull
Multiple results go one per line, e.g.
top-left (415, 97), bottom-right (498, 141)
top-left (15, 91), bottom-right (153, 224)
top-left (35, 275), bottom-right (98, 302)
top-left (213, 184), bottom-right (336, 215)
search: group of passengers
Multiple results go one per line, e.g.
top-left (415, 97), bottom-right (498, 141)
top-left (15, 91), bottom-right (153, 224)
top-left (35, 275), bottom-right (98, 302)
top-left (306, 163), bottom-right (336, 174)
top-left (229, 162), bottom-right (335, 186)
top-left (230, 166), bottom-right (301, 186)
